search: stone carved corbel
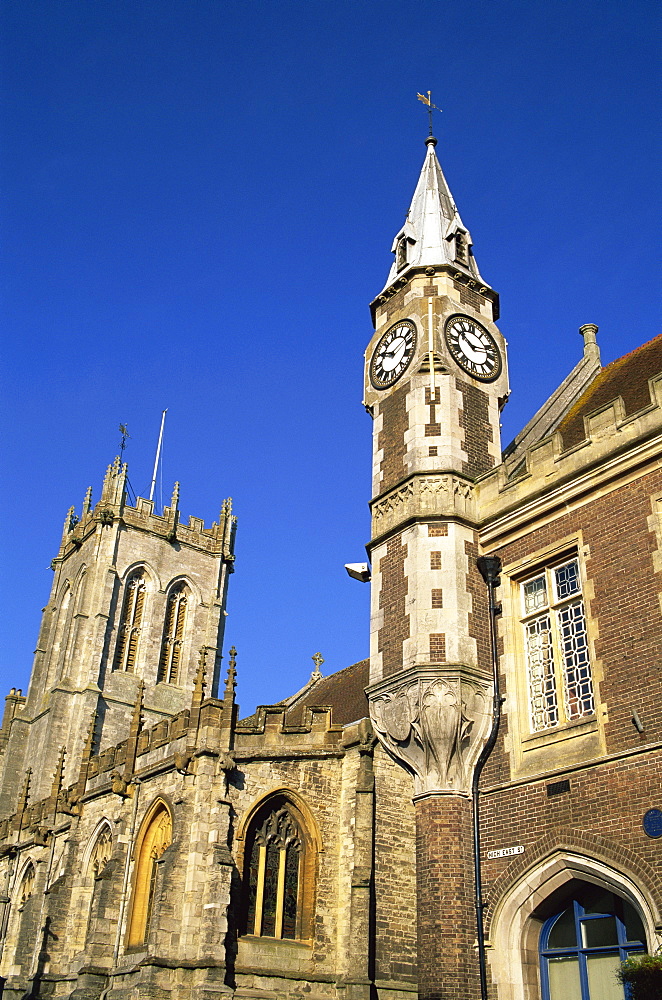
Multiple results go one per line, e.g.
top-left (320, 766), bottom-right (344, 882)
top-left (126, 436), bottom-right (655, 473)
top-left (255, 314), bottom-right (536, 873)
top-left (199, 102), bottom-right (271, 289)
top-left (368, 666), bottom-right (491, 797)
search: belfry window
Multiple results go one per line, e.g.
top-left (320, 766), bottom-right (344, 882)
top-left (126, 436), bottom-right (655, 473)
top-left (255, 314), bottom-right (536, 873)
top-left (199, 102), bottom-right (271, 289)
top-left (243, 799), bottom-right (310, 940)
top-left (539, 886), bottom-right (646, 1000)
top-left (455, 231), bottom-right (469, 267)
top-left (114, 572), bottom-right (146, 672)
top-left (521, 557), bottom-right (594, 732)
top-left (396, 235), bottom-right (408, 271)
top-left (126, 802), bottom-right (172, 949)
top-left (157, 584), bottom-right (188, 684)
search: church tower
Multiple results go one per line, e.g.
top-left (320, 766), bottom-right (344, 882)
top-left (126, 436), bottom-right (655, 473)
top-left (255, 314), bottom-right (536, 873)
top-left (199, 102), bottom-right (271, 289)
top-left (0, 458), bottom-right (236, 810)
top-left (365, 134), bottom-right (509, 997)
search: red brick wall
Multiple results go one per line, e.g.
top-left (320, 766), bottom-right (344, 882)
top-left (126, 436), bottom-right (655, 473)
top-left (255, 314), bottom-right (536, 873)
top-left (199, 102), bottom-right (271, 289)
top-left (378, 534), bottom-right (410, 677)
top-left (457, 379), bottom-right (494, 478)
top-left (416, 795), bottom-right (480, 999)
top-left (482, 752), bottom-right (662, 932)
top-left (378, 386), bottom-right (409, 493)
top-left (491, 470), bottom-right (662, 762)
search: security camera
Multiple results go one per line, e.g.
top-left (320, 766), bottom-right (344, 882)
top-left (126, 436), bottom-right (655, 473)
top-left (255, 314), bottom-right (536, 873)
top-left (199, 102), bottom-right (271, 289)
top-left (345, 562), bottom-right (371, 583)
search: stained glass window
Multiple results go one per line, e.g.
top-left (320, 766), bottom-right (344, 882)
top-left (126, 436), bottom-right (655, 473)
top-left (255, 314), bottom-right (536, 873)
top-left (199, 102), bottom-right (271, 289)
top-left (244, 802), bottom-right (303, 940)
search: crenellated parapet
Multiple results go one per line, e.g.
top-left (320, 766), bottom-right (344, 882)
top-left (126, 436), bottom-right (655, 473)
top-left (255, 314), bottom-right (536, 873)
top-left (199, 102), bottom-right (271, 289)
top-left (53, 457), bottom-right (237, 566)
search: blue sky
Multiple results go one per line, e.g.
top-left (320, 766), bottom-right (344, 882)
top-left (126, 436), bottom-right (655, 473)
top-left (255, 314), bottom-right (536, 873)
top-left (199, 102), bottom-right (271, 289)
top-left (1, 0), bottom-right (660, 715)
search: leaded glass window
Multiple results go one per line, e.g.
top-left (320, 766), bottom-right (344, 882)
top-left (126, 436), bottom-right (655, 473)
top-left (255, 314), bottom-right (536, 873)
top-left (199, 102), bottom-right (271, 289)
top-left (521, 558), bottom-right (594, 732)
top-left (244, 803), bottom-right (303, 940)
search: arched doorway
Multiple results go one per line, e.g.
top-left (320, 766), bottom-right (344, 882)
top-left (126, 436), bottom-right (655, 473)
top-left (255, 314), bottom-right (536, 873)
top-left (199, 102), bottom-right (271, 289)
top-left (539, 883), bottom-right (645, 999)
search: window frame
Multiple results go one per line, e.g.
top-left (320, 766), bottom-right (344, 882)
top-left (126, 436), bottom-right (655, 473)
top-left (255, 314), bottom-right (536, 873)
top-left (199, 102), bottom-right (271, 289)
top-left (125, 799), bottom-right (172, 951)
top-left (520, 555), bottom-right (595, 735)
top-left (238, 792), bottom-right (319, 944)
top-left (539, 889), bottom-right (646, 1000)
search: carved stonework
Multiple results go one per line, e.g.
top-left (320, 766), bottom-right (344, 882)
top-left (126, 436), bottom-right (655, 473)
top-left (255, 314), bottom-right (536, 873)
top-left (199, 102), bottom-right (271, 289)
top-left (371, 473), bottom-right (475, 535)
top-left (368, 666), bottom-right (491, 797)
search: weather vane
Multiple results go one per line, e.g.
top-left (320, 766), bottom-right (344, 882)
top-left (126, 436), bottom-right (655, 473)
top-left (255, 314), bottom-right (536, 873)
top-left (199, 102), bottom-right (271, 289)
top-left (417, 91), bottom-right (442, 136)
top-left (119, 423), bottom-right (131, 460)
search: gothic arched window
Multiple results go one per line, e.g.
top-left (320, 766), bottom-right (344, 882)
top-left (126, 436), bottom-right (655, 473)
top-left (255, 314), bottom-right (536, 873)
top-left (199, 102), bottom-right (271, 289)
top-left (157, 583), bottom-right (188, 684)
top-left (113, 572), bottom-right (146, 673)
top-left (242, 796), bottom-right (316, 941)
top-left (126, 801), bottom-right (172, 950)
top-left (539, 885), bottom-right (646, 1000)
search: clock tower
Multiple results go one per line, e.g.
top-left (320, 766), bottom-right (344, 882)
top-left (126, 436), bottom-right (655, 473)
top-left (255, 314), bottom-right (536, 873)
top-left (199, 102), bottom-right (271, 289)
top-left (365, 134), bottom-right (509, 998)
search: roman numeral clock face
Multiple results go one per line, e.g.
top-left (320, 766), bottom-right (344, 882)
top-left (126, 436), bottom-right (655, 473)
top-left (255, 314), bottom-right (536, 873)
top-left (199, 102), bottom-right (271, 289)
top-left (444, 315), bottom-right (502, 382)
top-left (370, 320), bottom-right (418, 389)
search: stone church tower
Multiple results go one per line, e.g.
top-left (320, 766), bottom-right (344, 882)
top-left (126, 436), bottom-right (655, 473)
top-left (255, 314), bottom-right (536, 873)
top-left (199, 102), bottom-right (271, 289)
top-left (0, 458), bottom-right (236, 809)
top-left (364, 133), bottom-right (509, 995)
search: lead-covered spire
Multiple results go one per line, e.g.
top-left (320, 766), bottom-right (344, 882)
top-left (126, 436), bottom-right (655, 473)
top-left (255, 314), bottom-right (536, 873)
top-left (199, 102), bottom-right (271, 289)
top-left (380, 135), bottom-right (483, 294)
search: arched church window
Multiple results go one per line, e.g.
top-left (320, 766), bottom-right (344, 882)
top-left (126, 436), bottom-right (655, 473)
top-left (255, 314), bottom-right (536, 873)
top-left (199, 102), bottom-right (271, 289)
top-left (157, 583), bottom-right (188, 684)
top-left (539, 885), bottom-right (646, 1000)
top-left (113, 572), bottom-right (146, 673)
top-left (126, 801), bottom-right (172, 949)
top-left (88, 825), bottom-right (112, 878)
top-left (242, 797), bottom-right (314, 941)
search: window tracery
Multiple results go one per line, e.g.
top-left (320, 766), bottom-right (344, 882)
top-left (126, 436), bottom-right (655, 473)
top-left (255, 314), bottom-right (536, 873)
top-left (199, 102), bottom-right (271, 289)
top-left (114, 572), bottom-right (146, 672)
top-left (157, 583), bottom-right (188, 684)
top-left (242, 798), bottom-right (315, 941)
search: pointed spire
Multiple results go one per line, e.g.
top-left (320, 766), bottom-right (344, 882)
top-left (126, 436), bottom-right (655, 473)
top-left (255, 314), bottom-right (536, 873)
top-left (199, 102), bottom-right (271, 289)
top-left (60, 505), bottom-right (77, 545)
top-left (81, 486), bottom-right (93, 516)
top-left (50, 747), bottom-right (66, 819)
top-left (380, 137), bottom-right (484, 295)
top-left (189, 648), bottom-right (208, 733)
top-left (123, 682), bottom-right (144, 782)
top-left (224, 647), bottom-right (237, 699)
top-left (170, 481), bottom-right (180, 512)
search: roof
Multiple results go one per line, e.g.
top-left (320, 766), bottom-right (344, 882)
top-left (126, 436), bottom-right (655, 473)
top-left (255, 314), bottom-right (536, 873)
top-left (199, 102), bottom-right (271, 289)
top-left (284, 658), bottom-right (370, 727)
top-left (378, 136), bottom-right (483, 296)
top-left (556, 334), bottom-right (662, 449)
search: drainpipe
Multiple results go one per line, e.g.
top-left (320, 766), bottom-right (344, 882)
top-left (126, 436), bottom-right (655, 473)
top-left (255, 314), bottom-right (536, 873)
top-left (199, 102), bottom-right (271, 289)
top-left (473, 555), bottom-right (503, 1000)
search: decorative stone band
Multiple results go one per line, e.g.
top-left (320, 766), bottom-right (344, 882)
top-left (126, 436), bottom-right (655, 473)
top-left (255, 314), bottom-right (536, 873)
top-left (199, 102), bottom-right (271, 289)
top-left (370, 474), bottom-right (475, 538)
top-left (367, 665), bottom-right (492, 798)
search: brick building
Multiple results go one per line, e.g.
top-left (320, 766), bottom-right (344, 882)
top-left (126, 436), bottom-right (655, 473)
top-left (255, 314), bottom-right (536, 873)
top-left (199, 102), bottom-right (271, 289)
top-left (0, 134), bottom-right (659, 1000)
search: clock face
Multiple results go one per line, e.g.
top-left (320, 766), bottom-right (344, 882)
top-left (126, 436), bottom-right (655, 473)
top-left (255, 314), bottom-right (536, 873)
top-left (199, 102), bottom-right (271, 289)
top-left (370, 320), bottom-right (418, 389)
top-left (444, 314), bottom-right (502, 382)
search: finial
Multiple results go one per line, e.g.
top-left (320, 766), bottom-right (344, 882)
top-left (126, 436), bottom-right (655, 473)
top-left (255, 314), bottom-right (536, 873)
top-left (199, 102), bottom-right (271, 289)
top-left (417, 90), bottom-right (441, 142)
top-left (311, 651), bottom-right (324, 679)
top-left (82, 486), bottom-right (93, 516)
top-left (221, 497), bottom-right (233, 517)
top-left (170, 481), bottom-right (180, 511)
top-left (225, 647), bottom-right (237, 696)
top-left (194, 647), bottom-right (208, 694)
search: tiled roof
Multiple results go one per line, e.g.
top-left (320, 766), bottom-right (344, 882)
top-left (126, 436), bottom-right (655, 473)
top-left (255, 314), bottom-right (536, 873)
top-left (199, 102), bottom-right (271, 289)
top-left (285, 658), bottom-right (370, 727)
top-left (556, 334), bottom-right (662, 449)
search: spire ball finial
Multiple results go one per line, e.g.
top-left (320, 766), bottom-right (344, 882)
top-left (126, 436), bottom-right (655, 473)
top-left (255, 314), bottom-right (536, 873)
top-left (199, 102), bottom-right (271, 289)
top-left (426, 134), bottom-right (438, 147)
